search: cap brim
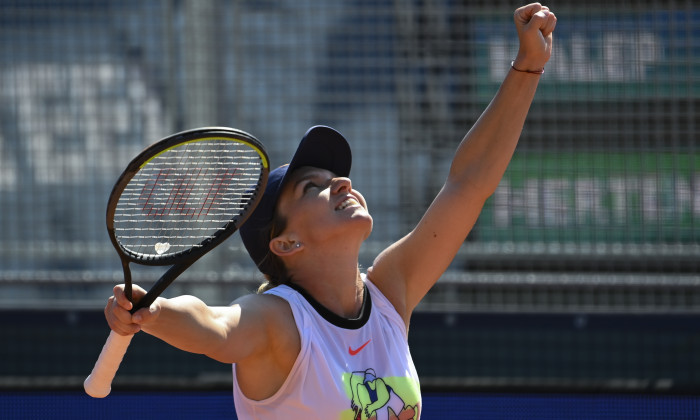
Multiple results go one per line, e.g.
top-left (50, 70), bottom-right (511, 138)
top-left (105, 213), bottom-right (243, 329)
top-left (285, 125), bottom-right (352, 182)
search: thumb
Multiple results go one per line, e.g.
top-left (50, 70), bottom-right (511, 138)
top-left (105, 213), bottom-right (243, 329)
top-left (132, 299), bottom-right (162, 325)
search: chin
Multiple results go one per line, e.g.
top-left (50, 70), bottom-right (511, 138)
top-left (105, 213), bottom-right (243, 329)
top-left (341, 210), bottom-right (373, 242)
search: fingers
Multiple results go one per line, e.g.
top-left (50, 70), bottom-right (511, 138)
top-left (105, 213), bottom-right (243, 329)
top-left (541, 10), bottom-right (557, 37)
top-left (515, 3), bottom-right (557, 35)
top-left (514, 3), bottom-right (544, 26)
top-left (113, 284), bottom-right (149, 309)
top-left (530, 7), bottom-right (557, 38)
top-left (105, 294), bottom-right (140, 336)
top-left (106, 284), bottom-right (155, 336)
top-left (528, 8), bottom-right (556, 33)
top-left (113, 285), bottom-right (133, 311)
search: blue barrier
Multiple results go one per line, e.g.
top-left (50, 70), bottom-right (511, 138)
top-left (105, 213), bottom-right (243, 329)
top-left (1, 391), bottom-right (698, 420)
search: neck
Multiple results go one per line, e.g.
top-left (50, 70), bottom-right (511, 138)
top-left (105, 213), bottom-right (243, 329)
top-left (287, 247), bottom-right (364, 318)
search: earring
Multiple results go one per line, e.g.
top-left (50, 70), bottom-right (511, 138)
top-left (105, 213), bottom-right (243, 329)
top-left (295, 242), bottom-right (302, 248)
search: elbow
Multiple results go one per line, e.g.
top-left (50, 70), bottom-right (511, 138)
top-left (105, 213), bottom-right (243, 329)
top-left (446, 172), bottom-right (498, 203)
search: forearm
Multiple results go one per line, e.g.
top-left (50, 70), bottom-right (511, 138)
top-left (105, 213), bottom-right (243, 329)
top-left (140, 295), bottom-right (230, 356)
top-left (449, 68), bottom-right (540, 197)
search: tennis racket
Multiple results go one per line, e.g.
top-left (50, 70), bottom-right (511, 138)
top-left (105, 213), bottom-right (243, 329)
top-left (84, 127), bottom-right (269, 398)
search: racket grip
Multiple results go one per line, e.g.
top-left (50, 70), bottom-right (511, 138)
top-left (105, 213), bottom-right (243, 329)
top-left (84, 331), bottom-right (134, 398)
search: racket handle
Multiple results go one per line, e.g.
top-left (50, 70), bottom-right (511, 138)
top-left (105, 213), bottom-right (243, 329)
top-left (84, 331), bottom-right (134, 398)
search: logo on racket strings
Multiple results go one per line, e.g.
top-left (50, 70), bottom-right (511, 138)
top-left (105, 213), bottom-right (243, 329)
top-left (154, 242), bottom-right (171, 255)
top-left (139, 168), bottom-right (239, 218)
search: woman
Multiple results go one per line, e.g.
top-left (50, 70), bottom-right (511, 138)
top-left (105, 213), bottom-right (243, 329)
top-left (105, 3), bottom-right (556, 418)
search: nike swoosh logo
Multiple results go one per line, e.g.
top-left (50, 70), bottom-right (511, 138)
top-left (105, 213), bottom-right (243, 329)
top-left (348, 339), bottom-right (371, 356)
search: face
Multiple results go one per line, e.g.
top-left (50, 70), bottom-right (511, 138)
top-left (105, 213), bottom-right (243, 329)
top-left (274, 166), bottom-right (373, 248)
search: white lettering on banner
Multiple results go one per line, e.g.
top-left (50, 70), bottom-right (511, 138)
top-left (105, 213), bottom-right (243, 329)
top-left (0, 63), bottom-right (169, 189)
top-left (493, 176), bottom-right (700, 228)
top-left (489, 32), bottom-right (662, 82)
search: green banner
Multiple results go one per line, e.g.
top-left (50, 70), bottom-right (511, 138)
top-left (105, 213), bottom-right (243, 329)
top-left (478, 152), bottom-right (700, 243)
top-left (473, 11), bottom-right (700, 101)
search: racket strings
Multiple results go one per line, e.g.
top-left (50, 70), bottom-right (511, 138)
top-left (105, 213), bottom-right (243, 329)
top-left (113, 139), bottom-right (264, 258)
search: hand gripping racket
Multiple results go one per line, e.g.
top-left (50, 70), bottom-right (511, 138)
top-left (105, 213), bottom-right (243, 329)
top-left (84, 127), bottom-right (268, 398)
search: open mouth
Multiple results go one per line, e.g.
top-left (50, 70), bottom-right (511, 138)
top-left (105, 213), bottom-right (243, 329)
top-left (336, 197), bottom-right (360, 211)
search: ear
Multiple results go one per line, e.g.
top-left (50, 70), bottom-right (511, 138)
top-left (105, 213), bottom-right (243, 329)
top-left (269, 235), bottom-right (304, 257)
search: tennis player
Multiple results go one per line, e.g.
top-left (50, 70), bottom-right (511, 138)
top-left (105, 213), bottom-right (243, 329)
top-left (105, 3), bottom-right (556, 418)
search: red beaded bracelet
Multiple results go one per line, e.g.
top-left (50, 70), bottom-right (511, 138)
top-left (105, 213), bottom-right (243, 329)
top-left (511, 61), bottom-right (545, 75)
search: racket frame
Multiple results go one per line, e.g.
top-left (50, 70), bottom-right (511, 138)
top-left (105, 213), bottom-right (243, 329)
top-left (85, 127), bottom-right (268, 398)
top-left (106, 127), bottom-right (268, 310)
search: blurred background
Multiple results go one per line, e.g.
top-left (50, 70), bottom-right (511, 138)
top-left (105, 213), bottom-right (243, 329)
top-left (0, 0), bottom-right (698, 418)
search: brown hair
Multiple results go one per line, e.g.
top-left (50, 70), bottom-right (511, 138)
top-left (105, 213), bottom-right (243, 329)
top-left (256, 212), bottom-right (292, 293)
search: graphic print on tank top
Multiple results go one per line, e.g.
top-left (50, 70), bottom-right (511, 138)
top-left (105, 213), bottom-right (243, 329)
top-left (342, 368), bottom-right (420, 420)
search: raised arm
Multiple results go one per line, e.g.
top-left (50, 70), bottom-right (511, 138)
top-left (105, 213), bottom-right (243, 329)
top-left (368, 3), bottom-right (557, 323)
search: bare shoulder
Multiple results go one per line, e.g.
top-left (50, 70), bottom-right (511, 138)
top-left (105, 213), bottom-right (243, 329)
top-left (231, 292), bottom-right (297, 333)
top-left (231, 291), bottom-right (301, 400)
top-left (232, 291), bottom-right (290, 312)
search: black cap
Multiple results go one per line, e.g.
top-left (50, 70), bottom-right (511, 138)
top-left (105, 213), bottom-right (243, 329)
top-left (239, 125), bottom-right (352, 275)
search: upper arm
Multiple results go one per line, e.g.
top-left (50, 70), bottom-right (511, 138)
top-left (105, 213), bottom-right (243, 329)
top-left (369, 179), bottom-right (490, 321)
top-left (205, 293), bottom-right (298, 365)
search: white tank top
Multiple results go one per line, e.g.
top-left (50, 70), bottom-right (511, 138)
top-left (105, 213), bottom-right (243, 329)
top-left (232, 274), bottom-right (422, 419)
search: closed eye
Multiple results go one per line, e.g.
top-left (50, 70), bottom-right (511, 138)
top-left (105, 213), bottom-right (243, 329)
top-left (294, 169), bottom-right (334, 195)
top-left (303, 181), bottom-right (323, 194)
top-left (302, 181), bottom-right (320, 193)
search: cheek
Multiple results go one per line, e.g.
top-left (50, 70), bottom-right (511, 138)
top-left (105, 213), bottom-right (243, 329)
top-left (353, 190), bottom-right (369, 210)
top-left (288, 200), bottom-right (331, 231)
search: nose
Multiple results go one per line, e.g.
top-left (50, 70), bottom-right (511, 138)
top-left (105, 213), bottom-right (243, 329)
top-left (330, 177), bottom-right (352, 194)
